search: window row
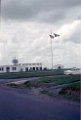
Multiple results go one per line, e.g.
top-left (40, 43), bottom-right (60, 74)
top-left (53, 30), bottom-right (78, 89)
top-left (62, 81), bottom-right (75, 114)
top-left (0, 67), bottom-right (42, 72)
top-left (19, 63), bottom-right (42, 66)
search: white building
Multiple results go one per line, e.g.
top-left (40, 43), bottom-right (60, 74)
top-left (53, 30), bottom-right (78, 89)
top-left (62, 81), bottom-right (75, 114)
top-left (64, 68), bottom-right (81, 75)
top-left (0, 59), bottom-right (42, 73)
top-left (54, 64), bottom-right (64, 69)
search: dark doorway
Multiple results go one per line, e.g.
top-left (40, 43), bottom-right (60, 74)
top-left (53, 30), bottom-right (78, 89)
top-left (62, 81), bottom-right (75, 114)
top-left (25, 67), bottom-right (28, 71)
top-left (33, 67), bottom-right (35, 71)
top-left (40, 67), bottom-right (42, 70)
top-left (36, 67), bottom-right (39, 71)
top-left (6, 67), bottom-right (10, 72)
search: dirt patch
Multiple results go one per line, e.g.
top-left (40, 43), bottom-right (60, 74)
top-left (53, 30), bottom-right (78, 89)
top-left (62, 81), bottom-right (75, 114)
top-left (59, 87), bottom-right (80, 97)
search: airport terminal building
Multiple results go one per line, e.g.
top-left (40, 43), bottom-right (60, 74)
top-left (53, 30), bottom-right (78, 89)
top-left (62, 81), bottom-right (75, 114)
top-left (0, 59), bottom-right (42, 73)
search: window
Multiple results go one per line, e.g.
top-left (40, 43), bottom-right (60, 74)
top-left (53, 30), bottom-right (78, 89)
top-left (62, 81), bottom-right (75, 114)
top-left (2, 67), bottom-right (4, 71)
top-left (12, 67), bottom-right (16, 70)
top-left (0, 67), bottom-right (4, 71)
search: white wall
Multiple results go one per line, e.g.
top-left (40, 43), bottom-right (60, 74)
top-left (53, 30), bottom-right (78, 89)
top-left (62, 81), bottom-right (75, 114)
top-left (0, 63), bottom-right (42, 73)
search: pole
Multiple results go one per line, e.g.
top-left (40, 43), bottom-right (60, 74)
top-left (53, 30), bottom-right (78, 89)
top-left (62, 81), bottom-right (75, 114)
top-left (50, 38), bottom-right (54, 69)
top-left (49, 32), bottom-right (60, 70)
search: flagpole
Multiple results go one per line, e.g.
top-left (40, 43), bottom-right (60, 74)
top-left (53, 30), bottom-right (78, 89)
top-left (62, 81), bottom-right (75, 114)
top-left (49, 33), bottom-right (60, 70)
top-left (50, 37), bottom-right (54, 70)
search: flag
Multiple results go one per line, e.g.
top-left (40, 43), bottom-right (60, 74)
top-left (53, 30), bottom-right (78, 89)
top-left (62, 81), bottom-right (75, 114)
top-left (49, 33), bottom-right (60, 39)
top-left (54, 33), bottom-right (60, 37)
top-left (49, 34), bottom-right (54, 39)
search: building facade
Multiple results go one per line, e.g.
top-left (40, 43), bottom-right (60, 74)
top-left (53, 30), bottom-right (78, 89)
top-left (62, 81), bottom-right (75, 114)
top-left (0, 59), bottom-right (42, 73)
top-left (54, 64), bottom-right (64, 69)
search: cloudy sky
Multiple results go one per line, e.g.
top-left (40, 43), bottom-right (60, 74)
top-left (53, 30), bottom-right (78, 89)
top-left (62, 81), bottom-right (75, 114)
top-left (0, 0), bottom-right (81, 68)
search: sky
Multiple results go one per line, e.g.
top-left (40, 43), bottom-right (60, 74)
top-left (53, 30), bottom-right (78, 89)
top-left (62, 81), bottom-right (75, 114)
top-left (0, 0), bottom-right (81, 68)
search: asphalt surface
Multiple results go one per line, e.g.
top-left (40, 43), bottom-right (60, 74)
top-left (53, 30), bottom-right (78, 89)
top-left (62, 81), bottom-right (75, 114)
top-left (0, 78), bottom-right (80, 120)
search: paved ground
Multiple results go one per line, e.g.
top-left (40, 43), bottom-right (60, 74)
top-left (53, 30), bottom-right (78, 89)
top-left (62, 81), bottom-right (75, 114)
top-left (0, 86), bottom-right (80, 120)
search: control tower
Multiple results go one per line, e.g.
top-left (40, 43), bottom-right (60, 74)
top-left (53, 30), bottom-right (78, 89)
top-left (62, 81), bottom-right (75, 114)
top-left (12, 58), bottom-right (18, 66)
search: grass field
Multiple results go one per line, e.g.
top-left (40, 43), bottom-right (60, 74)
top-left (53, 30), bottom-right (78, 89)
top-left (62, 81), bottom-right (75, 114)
top-left (23, 74), bottom-right (80, 88)
top-left (0, 69), bottom-right (64, 79)
top-left (39, 76), bottom-right (80, 102)
top-left (66, 81), bottom-right (80, 89)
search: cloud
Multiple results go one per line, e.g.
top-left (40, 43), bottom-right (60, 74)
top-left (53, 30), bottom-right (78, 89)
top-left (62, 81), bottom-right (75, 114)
top-left (0, 0), bottom-right (81, 68)
top-left (0, 20), bottom-right (81, 68)
top-left (1, 0), bottom-right (81, 24)
top-left (58, 20), bottom-right (81, 44)
top-left (69, 24), bottom-right (81, 44)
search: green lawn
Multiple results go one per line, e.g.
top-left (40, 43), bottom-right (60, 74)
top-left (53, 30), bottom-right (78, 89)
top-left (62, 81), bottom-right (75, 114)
top-left (0, 70), bottom-right (64, 79)
top-left (38, 74), bottom-right (80, 84)
top-left (24, 74), bottom-right (80, 88)
top-left (40, 77), bottom-right (80, 102)
top-left (64, 81), bottom-right (80, 90)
